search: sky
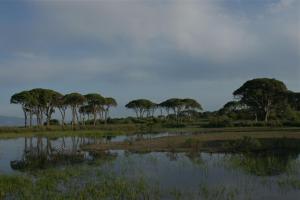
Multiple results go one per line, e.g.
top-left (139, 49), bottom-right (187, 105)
top-left (0, 0), bottom-right (299, 118)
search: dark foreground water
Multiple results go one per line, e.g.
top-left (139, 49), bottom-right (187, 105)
top-left (1, 135), bottom-right (300, 199)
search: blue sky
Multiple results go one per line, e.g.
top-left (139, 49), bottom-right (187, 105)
top-left (0, 0), bottom-right (299, 118)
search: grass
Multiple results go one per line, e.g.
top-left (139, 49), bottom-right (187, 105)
top-left (0, 124), bottom-right (141, 139)
top-left (0, 165), bottom-right (153, 200)
top-left (0, 123), bottom-right (299, 139)
top-left (0, 164), bottom-right (252, 200)
top-left (83, 129), bottom-right (300, 153)
top-left (2, 156), bottom-right (297, 200)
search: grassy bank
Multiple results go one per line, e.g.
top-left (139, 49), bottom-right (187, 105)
top-left (0, 124), bottom-right (141, 139)
top-left (83, 129), bottom-right (300, 153)
top-left (0, 123), bottom-right (299, 139)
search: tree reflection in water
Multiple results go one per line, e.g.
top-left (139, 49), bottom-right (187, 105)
top-left (10, 137), bottom-right (116, 171)
top-left (226, 150), bottom-right (300, 176)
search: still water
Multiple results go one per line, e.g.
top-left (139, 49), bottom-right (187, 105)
top-left (1, 135), bottom-right (300, 199)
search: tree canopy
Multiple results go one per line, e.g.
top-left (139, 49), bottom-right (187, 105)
top-left (11, 89), bottom-right (117, 128)
top-left (233, 78), bottom-right (288, 122)
top-left (125, 99), bottom-right (157, 118)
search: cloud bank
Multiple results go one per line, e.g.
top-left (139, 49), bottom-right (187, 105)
top-left (0, 0), bottom-right (299, 116)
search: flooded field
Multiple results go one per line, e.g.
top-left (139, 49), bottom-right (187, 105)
top-left (1, 134), bottom-right (300, 199)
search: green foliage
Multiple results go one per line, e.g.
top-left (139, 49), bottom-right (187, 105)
top-left (64, 93), bottom-right (86, 106)
top-left (287, 91), bottom-right (300, 111)
top-left (104, 97), bottom-right (117, 107)
top-left (232, 120), bottom-right (283, 127)
top-left (227, 150), bottom-right (298, 176)
top-left (205, 116), bottom-right (233, 128)
top-left (233, 78), bottom-right (288, 122)
top-left (84, 93), bottom-right (104, 106)
top-left (199, 184), bottom-right (238, 200)
top-left (125, 99), bottom-right (157, 118)
top-left (160, 98), bottom-right (202, 115)
top-left (43, 119), bottom-right (60, 126)
top-left (224, 137), bottom-right (261, 152)
top-left (0, 167), bottom-right (161, 200)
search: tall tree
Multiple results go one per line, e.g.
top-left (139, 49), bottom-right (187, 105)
top-left (64, 93), bottom-right (86, 129)
top-left (145, 101), bottom-right (157, 117)
top-left (125, 99), bottom-right (155, 118)
top-left (54, 93), bottom-right (68, 128)
top-left (182, 98), bottom-right (202, 120)
top-left (164, 98), bottom-right (185, 119)
top-left (29, 88), bottom-right (47, 126)
top-left (182, 98), bottom-right (202, 111)
top-left (160, 98), bottom-right (202, 122)
top-left (84, 93), bottom-right (104, 126)
top-left (42, 89), bottom-right (62, 127)
top-left (10, 91), bottom-right (33, 128)
top-left (233, 78), bottom-right (288, 122)
top-left (159, 100), bottom-right (172, 117)
top-left (287, 91), bottom-right (300, 111)
top-left (219, 101), bottom-right (246, 114)
top-left (79, 104), bottom-right (93, 126)
top-left (103, 97), bottom-right (117, 123)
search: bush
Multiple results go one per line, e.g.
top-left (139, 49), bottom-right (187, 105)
top-left (265, 120), bottom-right (283, 127)
top-left (162, 123), bottom-right (187, 128)
top-left (43, 119), bottom-right (60, 126)
top-left (205, 116), bottom-right (233, 128)
top-left (224, 136), bottom-right (261, 152)
top-left (107, 117), bottom-right (133, 124)
top-left (233, 121), bottom-right (256, 127)
top-left (282, 120), bottom-right (300, 127)
top-left (233, 120), bottom-right (283, 127)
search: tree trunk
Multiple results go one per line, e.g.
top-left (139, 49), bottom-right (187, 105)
top-left (59, 108), bottom-right (66, 129)
top-left (75, 108), bottom-right (80, 128)
top-left (82, 113), bottom-right (85, 127)
top-left (104, 107), bottom-right (109, 124)
top-left (22, 108), bottom-right (27, 128)
top-left (264, 110), bottom-right (269, 122)
top-left (29, 111), bottom-right (33, 128)
top-left (93, 111), bottom-right (97, 127)
top-left (47, 115), bottom-right (51, 127)
top-left (72, 107), bottom-right (76, 130)
top-left (264, 100), bottom-right (272, 123)
top-left (139, 109), bottom-right (143, 118)
top-left (40, 110), bottom-right (44, 126)
top-left (62, 113), bottom-right (65, 128)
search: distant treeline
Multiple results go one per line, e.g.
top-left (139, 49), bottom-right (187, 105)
top-left (10, 78), bottom-right (300, 128)
top-left (11, 90), bottom-right (117, 128)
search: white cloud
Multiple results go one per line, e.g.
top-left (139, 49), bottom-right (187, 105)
top-left (34, 0), bottom-right (260, 63)
top-left (167, 1), bottom-right (259, 62)
top-left (268, 0), bottom-right (296, 13)
top-left (1, 0), bottom-right (299, 84)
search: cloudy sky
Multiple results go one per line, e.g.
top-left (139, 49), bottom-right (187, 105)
top-left (0, 0), bottom-right (299, 117)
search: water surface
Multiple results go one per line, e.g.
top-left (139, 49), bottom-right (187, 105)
top-left (1, 135), bottom-right (300, 199)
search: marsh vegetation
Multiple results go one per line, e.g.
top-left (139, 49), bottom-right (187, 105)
top-left (1, 132), bottom-right (300, 199)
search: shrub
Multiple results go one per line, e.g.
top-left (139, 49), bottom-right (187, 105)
top-left (43, 119), bottom-right (60, 126)
top-left (233, 120), bottom-right (283, 127)
top-left (282, 120), bottom-right (300, 127)
top-left (224, 136), bottom-right (261, 152)
top-left (205, 116), bottom-right (233, 128)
